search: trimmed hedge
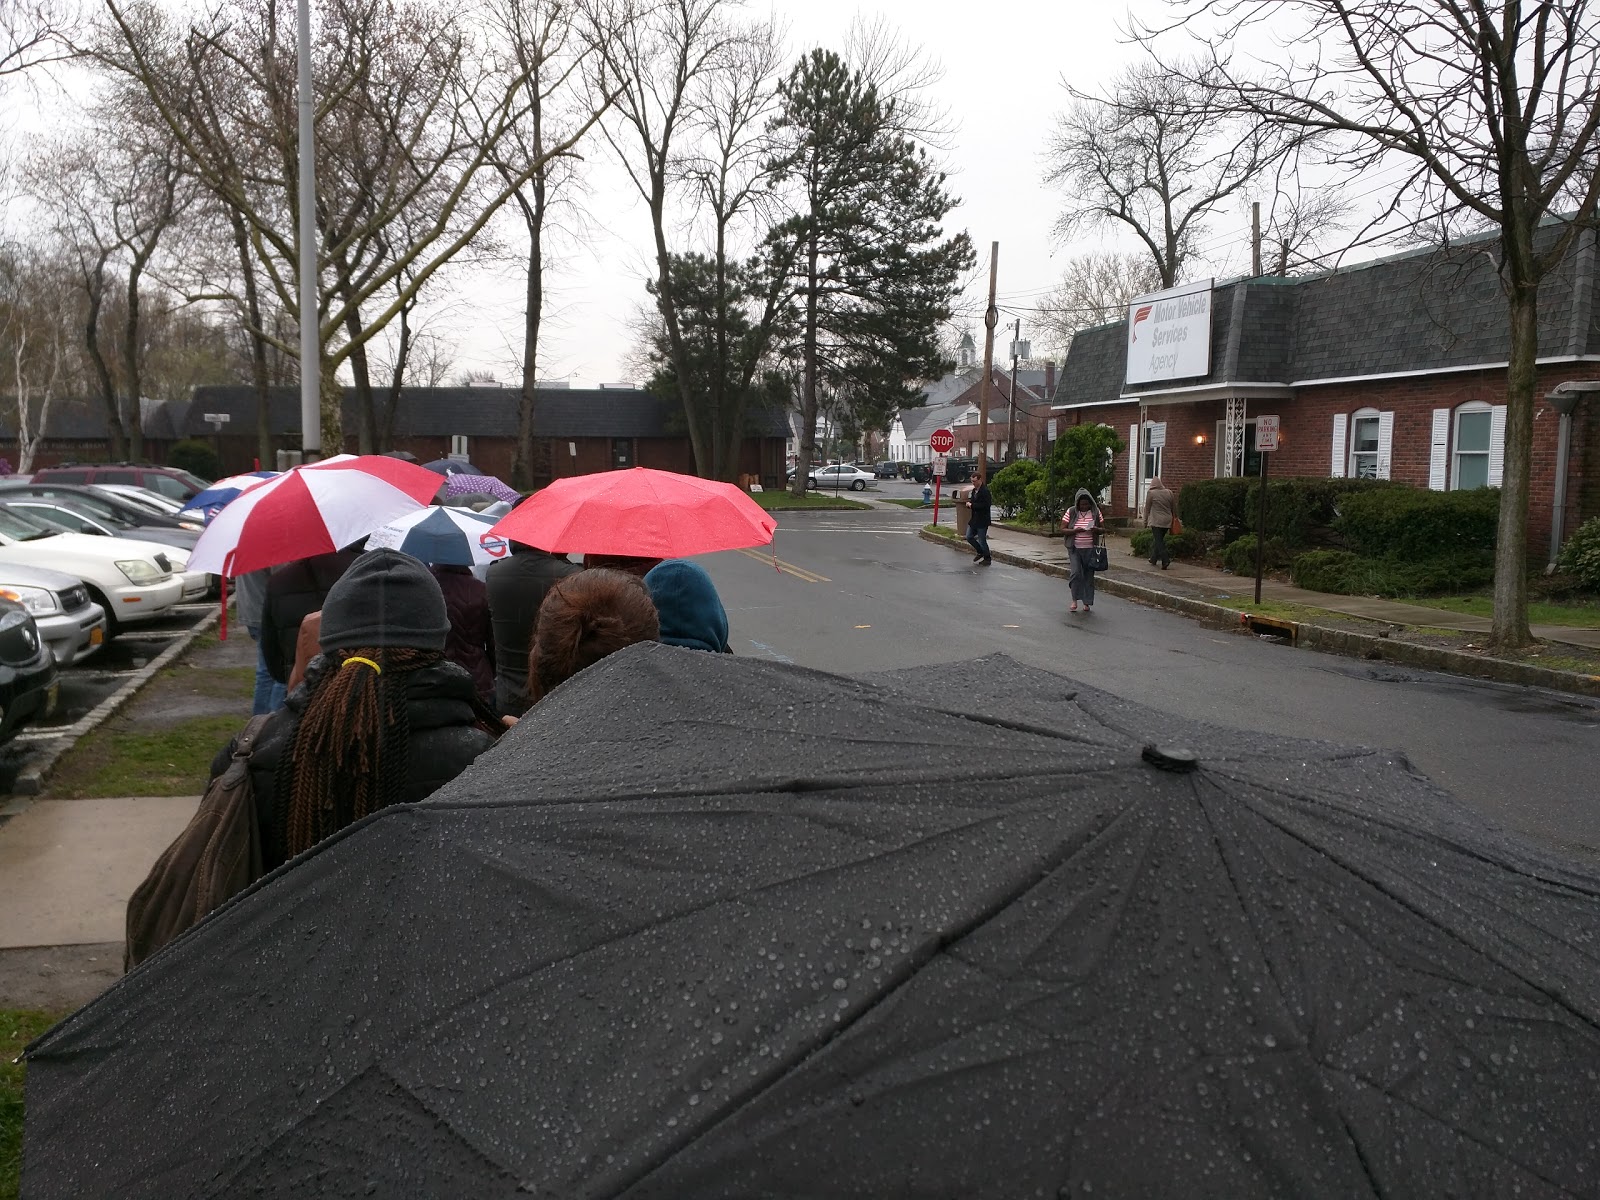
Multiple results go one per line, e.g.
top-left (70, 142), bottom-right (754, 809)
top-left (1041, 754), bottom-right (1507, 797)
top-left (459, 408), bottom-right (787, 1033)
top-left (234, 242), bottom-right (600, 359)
top-left (1221, 533), bottom-right (1292, 576)
top-left (1177, 475), bottom-right (1404, 546)
top-left (1130, 528), bottom-right (1198, 559)
top-left (1290, 549), bottom-right (1494, 597)
top-left (1176, 478), bottom-right (1251, 537)
top-left (1334, 486), bottom-right (1499, 560)
top-left (168, 439), bottom-right (221, 481)
top-left (1557, 516), bottom-right (1600, 590)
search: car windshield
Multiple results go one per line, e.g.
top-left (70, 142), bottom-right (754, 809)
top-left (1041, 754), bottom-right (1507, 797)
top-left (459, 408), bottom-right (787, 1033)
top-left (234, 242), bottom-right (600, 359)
top-left (17, 490), bottom-right (132, 526)
top-left (0, 505), bottom-right (59, 541)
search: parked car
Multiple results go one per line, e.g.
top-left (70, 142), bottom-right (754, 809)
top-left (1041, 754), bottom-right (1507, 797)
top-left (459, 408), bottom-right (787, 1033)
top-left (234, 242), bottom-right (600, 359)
top-left (873, 461), bottom-right (899, 479)
top-left (0, 483), bottom-right (203, 536)
top-left (808, 463), bottom-right (875, 491)
top-left (0, 563), bottom-right (108, 666)
top-left (0, 596), bottom-right (59, 746)
top-left (95, 484), bottom-right (189, 517)
top-left (0, 506), bottom-right (184, 636)
top-left (30, 463), bottom-right (210, 502)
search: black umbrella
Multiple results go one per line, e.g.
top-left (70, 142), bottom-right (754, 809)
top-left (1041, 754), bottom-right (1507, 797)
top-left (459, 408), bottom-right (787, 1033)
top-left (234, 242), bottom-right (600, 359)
top-left (422, 457), bottom-right (483, 477)
top-left (23, 649), bottom-right (1600, 1198)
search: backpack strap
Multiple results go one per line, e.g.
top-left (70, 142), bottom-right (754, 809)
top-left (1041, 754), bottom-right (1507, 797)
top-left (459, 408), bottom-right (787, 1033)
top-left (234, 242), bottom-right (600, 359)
top-left (231, 713), bottom-right (276, 762)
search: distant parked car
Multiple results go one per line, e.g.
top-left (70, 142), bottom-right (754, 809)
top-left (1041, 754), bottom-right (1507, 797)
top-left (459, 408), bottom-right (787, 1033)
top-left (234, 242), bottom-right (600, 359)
top-left (0, 596), bottom-right (58, 745)
top-left (0, 497), bottom-right (200, 555)
top-left (0, 506), bottom-right (184, 637)
top-left (873, 461), bottom-right (898, 479)
top-left (808, 463), bottom-right (875, 491)
top-left (0, 483), bottom-right (203, 536)
top-left (0, 562), bottom-right (107, 666)
top-left (30, 463), bottom-right (210, 502)
top-left (95, 483), bottom-right (189, 517)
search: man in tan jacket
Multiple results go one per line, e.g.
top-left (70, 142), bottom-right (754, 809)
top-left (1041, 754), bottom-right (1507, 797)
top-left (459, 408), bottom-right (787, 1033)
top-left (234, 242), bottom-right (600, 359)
top-left (1142, 477), bottom-right (1176, 569)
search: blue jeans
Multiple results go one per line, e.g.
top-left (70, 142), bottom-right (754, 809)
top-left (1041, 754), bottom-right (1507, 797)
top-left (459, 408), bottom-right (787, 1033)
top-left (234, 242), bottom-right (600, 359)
top-left (966, 522), bottom-right (991, 559)
top-left (248, 625), bottom-right (287, 714)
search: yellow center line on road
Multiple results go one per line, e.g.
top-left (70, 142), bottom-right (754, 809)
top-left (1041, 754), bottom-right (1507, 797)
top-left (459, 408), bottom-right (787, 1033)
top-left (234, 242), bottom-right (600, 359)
top-left (733, 546), bottom-right (832, 583)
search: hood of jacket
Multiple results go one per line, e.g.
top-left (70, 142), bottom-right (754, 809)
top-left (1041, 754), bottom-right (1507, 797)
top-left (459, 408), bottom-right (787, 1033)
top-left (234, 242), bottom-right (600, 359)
top-left (644, 559), bottom-right (730, 653)
top-left (1071, 488), bottom-right (1103, 518)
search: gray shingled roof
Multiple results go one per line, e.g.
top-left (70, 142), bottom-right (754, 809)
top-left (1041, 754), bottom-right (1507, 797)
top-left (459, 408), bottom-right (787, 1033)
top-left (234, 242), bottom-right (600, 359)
top-left (897, 401), bottom-right (969, 441)
top-left (1055, 221), bottom-right (1600, 408)
top-left (183, 386), bottom-right (791, 439)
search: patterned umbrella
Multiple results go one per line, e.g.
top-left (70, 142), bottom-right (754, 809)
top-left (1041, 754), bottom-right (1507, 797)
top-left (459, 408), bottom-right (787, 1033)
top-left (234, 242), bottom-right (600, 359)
top-left (177, 472), bottom-right (278, 523)
top-left (442, 473), bottom-right (519, 504)
top-left (364, 506), bottom-right (508, 567)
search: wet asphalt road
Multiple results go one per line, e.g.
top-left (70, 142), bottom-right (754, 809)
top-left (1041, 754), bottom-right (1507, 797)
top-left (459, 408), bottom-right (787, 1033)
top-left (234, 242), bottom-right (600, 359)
top-left (701, 497), bottom-right (1600, 859)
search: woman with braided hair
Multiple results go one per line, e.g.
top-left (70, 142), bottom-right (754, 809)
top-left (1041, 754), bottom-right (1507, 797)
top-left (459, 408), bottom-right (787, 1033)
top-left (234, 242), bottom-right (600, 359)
top-left (210, 548), bottom-right (497, 870)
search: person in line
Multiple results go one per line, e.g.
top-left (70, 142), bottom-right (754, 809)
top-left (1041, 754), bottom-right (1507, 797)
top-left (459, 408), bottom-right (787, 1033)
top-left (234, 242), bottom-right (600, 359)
top-left (582, 553), bottom-right (663, 577)
top-left (233, 568), bottom-right (285, 714)
top-left (259, 547), bottom-right (361, 685)
top-left (1063, 488), bottom-right (1104, 614)
top-left (528, 568), bottom-right (660, 703)
top-left (212, 548), bottom-right (497, 871)
top-left (431, 562), bottom-right (495, 707)
top-left (1142, 476), bottom-right (1176, 570)
top-left (965, 476), bottom-right (993, 565)
top-left (645, 559), bottom-right (731, 653)
top-left (487, 538), bottom-right (579, 718)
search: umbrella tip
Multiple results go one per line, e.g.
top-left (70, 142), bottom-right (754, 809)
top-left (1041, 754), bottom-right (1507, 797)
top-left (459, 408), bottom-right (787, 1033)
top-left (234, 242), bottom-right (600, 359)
top-left (1142, 745), bottom-right (1199, 773)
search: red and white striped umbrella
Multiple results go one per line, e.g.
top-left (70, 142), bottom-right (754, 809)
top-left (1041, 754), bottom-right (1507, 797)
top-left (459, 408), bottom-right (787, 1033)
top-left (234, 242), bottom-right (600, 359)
top-left (187, 454), bottom-right (443, 577)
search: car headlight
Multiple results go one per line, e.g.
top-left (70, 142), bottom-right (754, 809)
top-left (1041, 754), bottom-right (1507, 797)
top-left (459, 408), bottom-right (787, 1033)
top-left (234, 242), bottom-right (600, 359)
top-left (0, 585), bottom-right (59, 616)
top-left (116, 559), bottom-right (165, 585)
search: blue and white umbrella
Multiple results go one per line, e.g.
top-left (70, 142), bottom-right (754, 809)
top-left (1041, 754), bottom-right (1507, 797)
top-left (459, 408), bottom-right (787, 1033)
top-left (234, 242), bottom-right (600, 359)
top-left (179, 472), bottom-right (278, 524)
top-left (364, 505), bottom-right (510, 567)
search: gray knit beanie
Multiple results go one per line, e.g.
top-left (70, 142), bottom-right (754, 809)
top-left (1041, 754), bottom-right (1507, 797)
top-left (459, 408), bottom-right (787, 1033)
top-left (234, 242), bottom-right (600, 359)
top-left (318, 547), bottom-right (449, 653)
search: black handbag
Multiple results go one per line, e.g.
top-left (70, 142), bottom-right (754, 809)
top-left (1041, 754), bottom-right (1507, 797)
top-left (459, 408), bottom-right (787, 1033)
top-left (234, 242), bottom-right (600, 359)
top-left (1092, 545), bottom-right (1109, 572)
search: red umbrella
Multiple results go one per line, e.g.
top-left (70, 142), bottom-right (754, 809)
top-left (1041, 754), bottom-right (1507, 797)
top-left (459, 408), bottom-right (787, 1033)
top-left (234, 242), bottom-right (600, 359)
top-left (490, 468), bottom-right (777, 557)
top-left (188, 454), bottom-right (445, 577)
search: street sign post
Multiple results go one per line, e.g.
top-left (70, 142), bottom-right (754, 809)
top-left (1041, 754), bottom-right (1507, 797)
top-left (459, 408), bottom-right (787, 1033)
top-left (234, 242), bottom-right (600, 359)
top-left (1253, 415), bottom-right (1280, 603)
top-left (931, 453), bottom-right (948, 526)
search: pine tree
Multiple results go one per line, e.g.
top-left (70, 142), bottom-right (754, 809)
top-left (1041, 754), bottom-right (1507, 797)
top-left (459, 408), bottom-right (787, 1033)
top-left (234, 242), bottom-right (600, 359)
top-left (765, 49), bottom-right (974, 492)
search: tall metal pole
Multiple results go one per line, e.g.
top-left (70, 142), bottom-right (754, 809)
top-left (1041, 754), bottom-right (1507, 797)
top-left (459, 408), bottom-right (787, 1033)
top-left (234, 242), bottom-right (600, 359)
top-left (1005, 317), bottom-right (1020, 464)
top-left (296, 0), bottom-right (321, 461)
top-left (978, 241), bottom-right (999, 482)
top-left (1251, 201), bottom-right (1262, 277)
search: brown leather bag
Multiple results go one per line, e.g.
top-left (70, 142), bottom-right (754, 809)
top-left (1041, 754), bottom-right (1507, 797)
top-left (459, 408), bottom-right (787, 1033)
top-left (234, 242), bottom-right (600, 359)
top-left (124, 714), bottom-right (273, 970)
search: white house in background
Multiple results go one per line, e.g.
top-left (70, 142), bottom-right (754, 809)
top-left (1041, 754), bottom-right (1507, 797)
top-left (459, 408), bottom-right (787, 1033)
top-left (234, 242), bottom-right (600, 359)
top-left (889, 402), bottom-right (969, 462)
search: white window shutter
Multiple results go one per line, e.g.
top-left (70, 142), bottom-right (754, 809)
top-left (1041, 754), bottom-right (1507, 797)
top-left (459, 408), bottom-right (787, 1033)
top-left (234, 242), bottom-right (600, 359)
top-left (1375, 411), bottom-right (1394, 480)
top-left (1127, 424), bottom-right (1139, 506)
top-left (1488, 405), bottom-right (1507, 487)
top-left (1330, 414), bottom-right (1347, 477)
top-left (1428, 408), bottom-right (1450, 490)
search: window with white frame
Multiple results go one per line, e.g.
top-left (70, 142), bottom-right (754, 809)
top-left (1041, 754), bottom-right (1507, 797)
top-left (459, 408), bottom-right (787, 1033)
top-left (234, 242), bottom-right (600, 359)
top-left (450, 434), bottom-right (469, 459)
top-left (1452, 402), bottom-right (1492, 490)
top-left (1348, 409), bottom-right (1381, 478)
top-left (1144, 423), bottom-right (1163, 483)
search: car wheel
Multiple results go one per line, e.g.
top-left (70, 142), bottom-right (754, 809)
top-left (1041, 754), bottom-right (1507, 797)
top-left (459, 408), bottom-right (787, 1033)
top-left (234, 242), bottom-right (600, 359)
top-left (86, 587), bottom-right (121, 641)
top-left (851, 479), bottom-right (865, 491)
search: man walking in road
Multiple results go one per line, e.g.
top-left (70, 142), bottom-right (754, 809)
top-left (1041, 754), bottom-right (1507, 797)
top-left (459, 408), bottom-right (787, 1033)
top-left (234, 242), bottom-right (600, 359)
top-left (965, 475), bottom-right (993, 566)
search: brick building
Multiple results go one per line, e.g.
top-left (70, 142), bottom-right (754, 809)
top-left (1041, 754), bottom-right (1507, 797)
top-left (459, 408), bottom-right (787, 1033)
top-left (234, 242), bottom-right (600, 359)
top-left (1053, 225), bottom-right (1600, 560)
top-left (180, 385), bottom-right (789, 487)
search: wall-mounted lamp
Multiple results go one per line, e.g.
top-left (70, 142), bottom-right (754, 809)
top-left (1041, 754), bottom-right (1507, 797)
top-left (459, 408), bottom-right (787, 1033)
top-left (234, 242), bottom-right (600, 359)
top-left (1194, 433), bottom-right (1208, 446)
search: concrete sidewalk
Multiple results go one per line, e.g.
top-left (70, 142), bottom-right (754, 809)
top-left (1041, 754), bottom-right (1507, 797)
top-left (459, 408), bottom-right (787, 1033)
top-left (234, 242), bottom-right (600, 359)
top-left (977, 524), bottom-right (1600, 652)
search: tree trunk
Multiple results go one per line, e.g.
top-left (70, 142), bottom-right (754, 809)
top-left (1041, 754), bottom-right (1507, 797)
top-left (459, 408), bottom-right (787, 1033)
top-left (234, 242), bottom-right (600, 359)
top-left (710, 219), bottom-right (731, 482)
top-left (511, 175), bottom-right (545, 492)
top-left (319, 353), bottom-right (343, 455)
top-left (83, 265), bottom-right (126, 461)
top-left (231, 209), bottom-right (274, 465)
top-left (339, 283), bottom-right (376, 453)
top-left (1492, 281), bottom-right (1537, 648)
top-left (647, 191), bottom-right (707, 476)
top-left (790, 230), bottom-right (820, 497)
top-left (124, 257), bottom-right (148, 462)
top-left (381, 302), bottom-right (411, 452)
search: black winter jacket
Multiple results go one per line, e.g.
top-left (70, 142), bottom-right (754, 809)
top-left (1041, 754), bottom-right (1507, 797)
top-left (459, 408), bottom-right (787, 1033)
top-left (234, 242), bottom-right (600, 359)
top-left (486, 545), bottom-right (579, 717)
top-left (968, 482), bottom-right (992, 528)
top-left (209, 656), bottom-right (494, 871)
top-left (259, 551), bottom-right (361, 684)
top-left (432, 565), bottom-right (495, 705)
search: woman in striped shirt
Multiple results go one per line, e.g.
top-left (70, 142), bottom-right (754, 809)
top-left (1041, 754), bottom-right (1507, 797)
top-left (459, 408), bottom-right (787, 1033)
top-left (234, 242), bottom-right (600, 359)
top-left (1062, 488), bottom-right (1104, 613)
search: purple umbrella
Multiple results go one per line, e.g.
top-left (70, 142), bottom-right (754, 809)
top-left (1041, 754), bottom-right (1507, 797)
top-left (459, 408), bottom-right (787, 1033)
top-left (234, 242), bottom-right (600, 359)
top-left (442, 472), bottom-right (519, 504)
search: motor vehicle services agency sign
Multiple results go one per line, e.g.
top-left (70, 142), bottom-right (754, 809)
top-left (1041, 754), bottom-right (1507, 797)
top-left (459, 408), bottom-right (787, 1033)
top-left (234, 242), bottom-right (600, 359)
top-left (1125, 279), bottom-right (1213, 386)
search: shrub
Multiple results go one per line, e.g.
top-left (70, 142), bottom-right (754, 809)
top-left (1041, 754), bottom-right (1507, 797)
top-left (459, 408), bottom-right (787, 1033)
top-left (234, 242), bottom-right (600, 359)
top-left (1177, 478), bottom-right (1251, 537)
top-left (1291, 548), bottom-right (1494, 597)
top-left (1334, 486), bottom-right (1500, 560)
top-left (990, 459), bottom-right (1044, 519)
top-left (1556, 517), bottom-right (1600, 590)
top-left (168, 439), bottom-right (221, 481)
top-left (1130, 528), bottom-right (1198, 559)
top-left (1049, 424), bottom-right (1124, 501)
top-left (1221, 533), bottom-right (1292, 576)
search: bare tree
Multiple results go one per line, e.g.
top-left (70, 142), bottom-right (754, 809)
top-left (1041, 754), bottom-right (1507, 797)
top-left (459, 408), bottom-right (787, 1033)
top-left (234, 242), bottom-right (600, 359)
top-left (99, 0), bottom-right (615, 452)
top-left (1030, 250), bottom-right (1164, 361)
top-left (0, 246), bottom-right (76, 471)
top-left (1047, 58), bottom-right (1288, 287)
top-left (1158, 0), bottom-right (1600, 647)
top-left (1, 0), bottom-right (75, 76)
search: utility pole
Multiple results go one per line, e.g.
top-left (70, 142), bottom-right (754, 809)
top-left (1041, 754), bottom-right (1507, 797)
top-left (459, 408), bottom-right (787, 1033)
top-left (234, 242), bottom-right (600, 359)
top-left (978, 241), bottom-right (999, 482)
top-left (1251, 201), bottom-right (1262, 278)
top-left (1005, 318), bottom-right (1020, 464)
top-left (296, 0), bottom-right (321, 462)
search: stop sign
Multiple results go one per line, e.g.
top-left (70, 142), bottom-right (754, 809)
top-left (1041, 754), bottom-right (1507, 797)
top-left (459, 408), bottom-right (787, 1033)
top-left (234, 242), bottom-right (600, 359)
top-left (929, 428), bottom-right (955, 454)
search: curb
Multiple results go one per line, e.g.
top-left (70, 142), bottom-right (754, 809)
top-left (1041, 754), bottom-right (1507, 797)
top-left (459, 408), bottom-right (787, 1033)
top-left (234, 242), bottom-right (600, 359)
top-left (5, 609), bottom-right (223, 803)
top-left (919, 529), bottom-right (1600, 699)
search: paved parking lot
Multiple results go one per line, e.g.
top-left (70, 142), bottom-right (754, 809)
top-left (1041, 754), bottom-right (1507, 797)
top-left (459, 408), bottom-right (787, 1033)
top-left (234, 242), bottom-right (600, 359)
top-left (0, 602), bottom-right (218, 795)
